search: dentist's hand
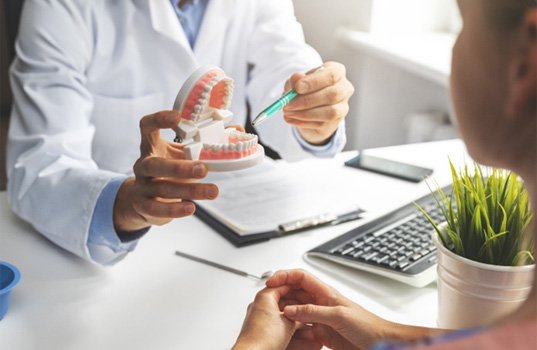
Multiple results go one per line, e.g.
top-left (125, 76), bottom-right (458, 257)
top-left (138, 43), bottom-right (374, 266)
top-left (113, 110), bottom-right (219, 233)
top-left (283, 61), bottom-right (354, 145)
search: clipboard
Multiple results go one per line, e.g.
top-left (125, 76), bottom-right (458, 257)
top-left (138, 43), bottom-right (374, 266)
top-left (195, 205), bottom-right (280, 246)
top-left (195, 203), bottom-right (364, 247)
top-left (193, 158), bottom-right (365, 247)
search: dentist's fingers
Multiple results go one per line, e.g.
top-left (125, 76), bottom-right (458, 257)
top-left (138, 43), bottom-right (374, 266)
top-left (284, 62), bottom-right (346, 95)
top-left (140, 179), bottom-right (219, 201)
top-left (132, 198), bottom-right (196, 220)
top-left (139, 110), bottom-right (181, 156)
top-left (284, 102), bottom-right (349, 123)
top-left (285, 83), bottom-right (352, 112)
top-left (134, 157), bottom-right (208, 179)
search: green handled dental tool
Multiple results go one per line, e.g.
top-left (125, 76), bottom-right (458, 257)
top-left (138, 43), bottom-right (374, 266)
top-left (251, 65), bottom-right (324, 126)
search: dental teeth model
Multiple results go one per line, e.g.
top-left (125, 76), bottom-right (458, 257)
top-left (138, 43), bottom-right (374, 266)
top-left (172, 66), bottom-right (264, 171)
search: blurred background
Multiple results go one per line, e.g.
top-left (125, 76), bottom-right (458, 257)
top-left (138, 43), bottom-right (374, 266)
top-left (294, 0), bottom-right (460, 150)
top-left (0, 0), bottom-right (461, 189)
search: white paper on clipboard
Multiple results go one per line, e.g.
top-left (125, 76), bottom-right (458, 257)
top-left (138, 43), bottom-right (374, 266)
top-left (197, 158), bottom-right (365, 236)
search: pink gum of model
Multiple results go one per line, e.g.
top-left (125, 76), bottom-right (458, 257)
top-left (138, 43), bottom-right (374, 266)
top-left (174, 66), bottom-right (259, 161)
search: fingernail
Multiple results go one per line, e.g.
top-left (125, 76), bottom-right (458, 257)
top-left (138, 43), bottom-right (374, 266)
top-left (193, 164), bottom-right (205, 177)
top-left (297, 81), bottom-right (309, 93)
top-left (184, 202), bottom-right (196, 215)
top-left (205, 186), bottom-right (218, 199)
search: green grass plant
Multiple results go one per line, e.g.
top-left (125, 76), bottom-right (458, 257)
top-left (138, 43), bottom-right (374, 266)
top-left (417, 161), bottom-right (534, 266)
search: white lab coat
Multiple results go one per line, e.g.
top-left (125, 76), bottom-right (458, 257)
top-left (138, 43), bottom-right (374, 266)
top-left (7, 0), bottom-right (328, 261)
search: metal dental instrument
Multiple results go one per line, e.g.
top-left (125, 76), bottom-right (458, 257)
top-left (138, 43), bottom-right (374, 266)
top-left (174, 250), bottom-right (273, 280)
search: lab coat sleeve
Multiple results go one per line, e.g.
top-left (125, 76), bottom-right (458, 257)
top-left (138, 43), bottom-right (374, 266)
top-left (7, 0), bottom-right (123, 262)
top-left (88, 176), bottom-right (148, 265)
top-left (292, 121), bottom-right (347, 158)
top-left (246, 0), bottom-right (346, 161)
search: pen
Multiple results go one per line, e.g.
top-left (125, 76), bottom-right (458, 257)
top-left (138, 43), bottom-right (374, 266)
top-left (251, 65), bottom-right (325, 126)
top-left (277, 207), bottom-right (364, 234)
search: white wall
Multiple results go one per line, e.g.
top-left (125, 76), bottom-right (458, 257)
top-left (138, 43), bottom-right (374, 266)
top-left (293, 0), bottom-right (372, 60)
top-left (292, 0), bottom-right (459, 150)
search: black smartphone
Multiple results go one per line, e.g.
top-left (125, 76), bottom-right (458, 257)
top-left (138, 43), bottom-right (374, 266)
top-left (345, 153), bottom-right (434, 183)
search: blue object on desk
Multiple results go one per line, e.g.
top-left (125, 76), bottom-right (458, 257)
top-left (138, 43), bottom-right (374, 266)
top-left (0, 261), bottom-right (21, 320)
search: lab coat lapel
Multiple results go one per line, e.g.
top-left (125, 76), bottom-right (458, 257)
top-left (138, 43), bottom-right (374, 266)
top-left (194, 0), bottom-right (236, 65)
top-left (147, 0), bottom-right (194, 57)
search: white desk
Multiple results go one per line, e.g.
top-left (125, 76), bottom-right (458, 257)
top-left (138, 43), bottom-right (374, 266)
top-left (0, 140), bottom-right (468, 350)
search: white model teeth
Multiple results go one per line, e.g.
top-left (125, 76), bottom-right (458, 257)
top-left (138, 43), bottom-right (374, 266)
top-left (201, 131), bottom-right (257, 156)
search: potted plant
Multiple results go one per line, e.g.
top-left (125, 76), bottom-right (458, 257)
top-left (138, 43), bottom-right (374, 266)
top-left (417, 161), bottom-right (534, 330)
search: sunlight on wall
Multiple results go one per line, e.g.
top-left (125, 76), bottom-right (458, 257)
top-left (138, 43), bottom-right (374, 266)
top-left (369, 0), bottom-right (461, 34)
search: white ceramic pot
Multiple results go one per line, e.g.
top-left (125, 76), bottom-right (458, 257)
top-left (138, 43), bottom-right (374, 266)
top-left (433, 231), bottom-right (535, 329)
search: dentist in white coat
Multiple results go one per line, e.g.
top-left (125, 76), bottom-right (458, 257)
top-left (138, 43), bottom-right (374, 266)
top-left (7, 0), bottom-right (354, 265)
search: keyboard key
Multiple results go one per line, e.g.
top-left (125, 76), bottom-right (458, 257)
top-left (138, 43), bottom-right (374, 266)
top-left (397, 261), bottom-right (409, 269)
top-left (410, 254), bottom-right (422, 261)
top-left (352, 250), bottom-right (364, 258)
top-left (352, 241), bottom-right (364, 248)
top-left (341, 246), bottom-right (355, 255)
top-left (364, 235), bottom-right (375, 243)
top-left (363, 252), bottom-right (378, 261)
top-left (374, 254), bottom-right (389, 264)
top-left (379, 246), bottom-right (389, 254)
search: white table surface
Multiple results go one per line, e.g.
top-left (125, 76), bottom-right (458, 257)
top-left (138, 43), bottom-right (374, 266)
top-left (0, 140), bottom-right (469, 350)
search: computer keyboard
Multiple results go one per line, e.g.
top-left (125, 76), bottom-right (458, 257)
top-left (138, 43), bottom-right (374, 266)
top-left (305, 186), bottom-right (450, 288)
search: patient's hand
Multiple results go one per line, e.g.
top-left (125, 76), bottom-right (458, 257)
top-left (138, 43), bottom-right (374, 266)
top-left (232, 286), bottom-right (323, 350)
top-left (267, 269), bottom-right (430, 350)
top-left (113, 110), bottom-right (219, 233)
